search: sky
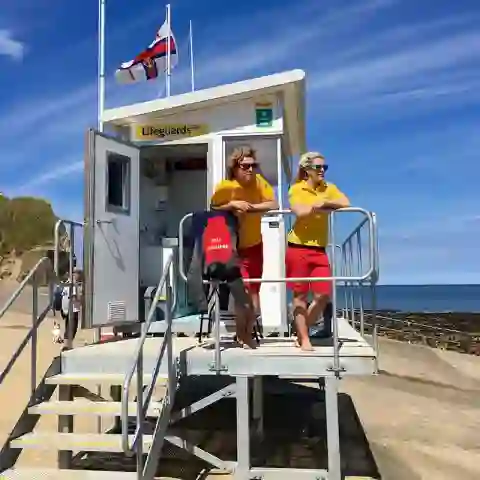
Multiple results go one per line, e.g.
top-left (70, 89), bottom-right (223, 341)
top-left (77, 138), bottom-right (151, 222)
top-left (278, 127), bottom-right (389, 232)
top-left (0, 0), bottom-right (479, 285)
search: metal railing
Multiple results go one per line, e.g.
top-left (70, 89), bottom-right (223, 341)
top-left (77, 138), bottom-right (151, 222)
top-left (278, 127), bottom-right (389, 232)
top-left (0, 257), bottom-right (54, 396)
top-left (121, 252), bottom-right (177, 479)
top-left (54, 219), bottom-right (84, 349)
top-left (338, 212), bottom-right (379, 364)
top-left (178, 207), bottom-right (378, 375)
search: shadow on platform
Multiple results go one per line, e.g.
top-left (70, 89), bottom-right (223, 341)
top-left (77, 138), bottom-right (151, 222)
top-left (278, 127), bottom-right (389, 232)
top-left (73, 377), bottom-right (381, 479)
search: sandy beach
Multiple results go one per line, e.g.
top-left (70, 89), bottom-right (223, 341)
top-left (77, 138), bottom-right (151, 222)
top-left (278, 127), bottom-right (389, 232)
top-left (0, 309), bottom-right (96, 470)
top-left (0, 301), bottom-right (479, 479)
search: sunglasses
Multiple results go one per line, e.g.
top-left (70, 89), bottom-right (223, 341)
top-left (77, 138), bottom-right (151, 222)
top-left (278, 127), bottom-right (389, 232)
top-left (309, 164), bottom-right (328, 172)
top-left (238, 162), bottom-right (259, 171)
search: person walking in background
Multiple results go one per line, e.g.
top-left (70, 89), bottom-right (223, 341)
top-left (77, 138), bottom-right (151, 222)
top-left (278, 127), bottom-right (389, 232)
top-left (211, 145), bottom-right (278, 348)
top-left (286, 152), bottom-right (350, 351)
top-left (61, 268), bottom-right (83, 348)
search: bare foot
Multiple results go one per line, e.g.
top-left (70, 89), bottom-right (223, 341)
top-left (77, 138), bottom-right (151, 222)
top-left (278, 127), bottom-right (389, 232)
top-left (300, 339), bottom-right (314, 352)
top-left (234, 332), bottom-right (244, 347)
top-left (242, 337), bottom-right (257, 349)
top-left (294, 337), bottom-right (301, 348)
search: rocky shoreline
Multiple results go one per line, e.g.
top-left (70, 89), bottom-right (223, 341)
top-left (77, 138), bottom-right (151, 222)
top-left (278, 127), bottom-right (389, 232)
top-left (358, 310), bottom-right (480, 355)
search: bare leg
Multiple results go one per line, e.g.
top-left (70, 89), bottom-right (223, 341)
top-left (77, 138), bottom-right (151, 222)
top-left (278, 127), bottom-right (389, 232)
top-left (292, 293), bottom-right (313, 351)
top-left (234, 303), bottom-right (247, 345)
top-left (234, 303), bottom-right (257, 349)
top-left (307, 294), bottom-right (330, 327)
top-left (246, 291), bottom-right (260, 338)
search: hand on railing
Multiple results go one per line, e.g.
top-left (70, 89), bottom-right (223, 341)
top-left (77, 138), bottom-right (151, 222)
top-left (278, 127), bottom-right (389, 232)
top-left (178, 207), bottom-right (378, 284)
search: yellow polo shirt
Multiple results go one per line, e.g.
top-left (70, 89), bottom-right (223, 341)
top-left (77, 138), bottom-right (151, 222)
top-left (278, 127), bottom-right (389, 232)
top-left (287, 180), bottom-right (344, 248)
top-left (211, 174), bottom-right (274, 249)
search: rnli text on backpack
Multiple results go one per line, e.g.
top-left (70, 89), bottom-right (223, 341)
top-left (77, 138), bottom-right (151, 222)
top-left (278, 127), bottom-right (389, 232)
top-left (202, 215), bottom-right (238, 281)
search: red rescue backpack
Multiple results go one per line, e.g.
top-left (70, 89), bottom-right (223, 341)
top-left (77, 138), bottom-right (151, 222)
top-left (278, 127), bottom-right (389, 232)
top-left (202, 215), bottom-right (241, 282)
top-left (203, 216), bottom-right (233, 265)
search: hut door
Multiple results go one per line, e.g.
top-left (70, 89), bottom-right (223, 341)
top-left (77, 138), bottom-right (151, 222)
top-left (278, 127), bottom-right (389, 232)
top-left (84, 129), bottom-right (140, 328)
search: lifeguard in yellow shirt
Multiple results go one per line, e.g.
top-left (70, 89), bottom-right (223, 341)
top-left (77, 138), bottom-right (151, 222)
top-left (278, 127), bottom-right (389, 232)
top-left (211, 146), bottom-right (278, 348)
top-left (287, 152), bottom-right (350, 351)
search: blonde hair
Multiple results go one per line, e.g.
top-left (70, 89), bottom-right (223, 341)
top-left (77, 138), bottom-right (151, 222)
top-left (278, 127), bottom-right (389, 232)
top-left (295, 151), bottom-right (325, 182)
top-left (226, 146), bottom-right (257, 180)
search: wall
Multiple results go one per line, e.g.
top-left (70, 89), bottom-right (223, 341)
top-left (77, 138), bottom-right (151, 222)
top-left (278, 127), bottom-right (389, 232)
top-left (128, 94), bottom-right (283, 144)
top-left (223, 136), bottom-right (280, 187)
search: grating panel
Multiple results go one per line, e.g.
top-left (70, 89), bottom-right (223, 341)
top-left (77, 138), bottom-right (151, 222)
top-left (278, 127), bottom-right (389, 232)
top-left (107, 301), bottom-right (127, 323)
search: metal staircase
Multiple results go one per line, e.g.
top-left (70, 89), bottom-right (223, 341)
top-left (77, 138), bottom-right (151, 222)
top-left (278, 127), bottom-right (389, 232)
top-left (0, 235), bottom-right (179, 479)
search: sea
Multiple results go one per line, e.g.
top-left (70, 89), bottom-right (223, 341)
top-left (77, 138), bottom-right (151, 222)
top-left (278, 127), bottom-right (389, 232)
top-left (288, 284), bottom-right (480, 313)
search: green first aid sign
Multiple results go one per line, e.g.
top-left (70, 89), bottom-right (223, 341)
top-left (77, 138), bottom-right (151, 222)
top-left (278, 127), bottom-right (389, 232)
top-left (255, 103), bottom-right (273, 127)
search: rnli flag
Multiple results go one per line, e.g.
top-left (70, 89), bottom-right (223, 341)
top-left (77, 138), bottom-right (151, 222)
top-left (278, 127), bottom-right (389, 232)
top-left (115, 20), bottom-right (178, 84)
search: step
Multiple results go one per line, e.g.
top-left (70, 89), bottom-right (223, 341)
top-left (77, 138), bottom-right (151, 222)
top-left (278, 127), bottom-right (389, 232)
top-left (29, 400), bottom-right (164, 417)
top-left (10, 433), bottom-right (154, 453)
top-left (0, 468), bottom-right (137, 479)
top-left (46, 373), bottom-right (166, 387)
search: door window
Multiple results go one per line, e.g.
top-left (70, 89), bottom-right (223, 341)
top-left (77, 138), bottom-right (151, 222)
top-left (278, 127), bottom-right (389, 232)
top-left (105, 151), bottom-right (131, 214)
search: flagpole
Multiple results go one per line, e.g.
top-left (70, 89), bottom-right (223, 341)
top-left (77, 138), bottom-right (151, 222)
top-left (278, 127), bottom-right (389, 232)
top-left (98, 0), bottom-right (106, 132)
top-left (165, 3), bottom-right (171, 97)
top-left (189, 19), bottom-right (195, 92)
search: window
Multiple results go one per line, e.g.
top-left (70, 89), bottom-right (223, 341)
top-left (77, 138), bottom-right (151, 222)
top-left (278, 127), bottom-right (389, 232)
top-left (223, 137), bottom-right (279, 185)
top-left (106, 152), bottom-right (130, 214)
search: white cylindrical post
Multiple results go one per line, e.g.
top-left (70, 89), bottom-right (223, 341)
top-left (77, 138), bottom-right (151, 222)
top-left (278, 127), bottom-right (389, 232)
top-left (98, 0), bottom-right (106, 132)
top-left (166, 3), bottom-right (171, 97)
top-left (189, 19), bottom-right (195, 92)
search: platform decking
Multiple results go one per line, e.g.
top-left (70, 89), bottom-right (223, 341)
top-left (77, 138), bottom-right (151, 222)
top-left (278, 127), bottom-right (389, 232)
top-left (61, 317), bottom-right (376, 378)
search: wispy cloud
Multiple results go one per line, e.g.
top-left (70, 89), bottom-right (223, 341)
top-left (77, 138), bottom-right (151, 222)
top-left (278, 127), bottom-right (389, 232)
top-left (2, 0), bottom-right (394, 186)
top-left (309, 13), bottom-right (480, 115)
top-left (193, 0), bottom-right (394, 86)
top-left (8, 159), bottom-right (83, 197)
top-left (0, 29), bottom-right (24, 60)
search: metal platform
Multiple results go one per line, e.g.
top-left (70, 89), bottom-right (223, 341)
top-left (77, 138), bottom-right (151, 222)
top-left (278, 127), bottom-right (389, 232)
top-left (61, 317), bottom-right (376, 378)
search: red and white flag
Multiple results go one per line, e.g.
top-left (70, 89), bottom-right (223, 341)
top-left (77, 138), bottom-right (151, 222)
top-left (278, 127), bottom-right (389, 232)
top-left (115, 20), bottom-right (178, 85)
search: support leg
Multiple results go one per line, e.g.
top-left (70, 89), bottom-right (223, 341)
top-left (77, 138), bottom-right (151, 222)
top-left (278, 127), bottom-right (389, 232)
top-left (110, 385), bottom-right (121, 432)
top-left (325, 377), bottom-right (341, 480)
top-left (57, 384), bottom-right (73, 468)
top-left (235, 376), bottom-right (250, 480)
top-left (252, 376), bottom-right (263, 438)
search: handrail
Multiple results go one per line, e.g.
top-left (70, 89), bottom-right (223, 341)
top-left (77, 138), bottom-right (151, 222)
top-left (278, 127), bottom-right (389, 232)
top-left (0, 257), bottom-right (54, 396)
top-left (0, 257), bottom-right (51, 319)
top-left (178, 207), bottom-right (376, 283)
top-left (54, 219), bottom-right (85, 350)
top-left (121, 252), bottom-right (175, 453)
top-left (177, 207), bottom-right (378, 374)
top-left (53, 219), bottom-right (83, 276)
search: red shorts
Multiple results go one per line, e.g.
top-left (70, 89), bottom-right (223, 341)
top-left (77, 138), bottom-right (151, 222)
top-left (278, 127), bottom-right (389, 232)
top-left (238, 242), bottom-right (263, 294)
top-left (286, 244), bottom-right (332, 296)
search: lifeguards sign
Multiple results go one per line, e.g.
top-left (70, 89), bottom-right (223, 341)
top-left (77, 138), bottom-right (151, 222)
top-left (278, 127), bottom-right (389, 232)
top-left (134, 123), bottom-right (208, 141)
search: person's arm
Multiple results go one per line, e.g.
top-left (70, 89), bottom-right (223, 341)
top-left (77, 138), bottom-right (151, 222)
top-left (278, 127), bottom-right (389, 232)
top-left (212, 202), bottom-right (235, 211)
top-left (210, 181), bottom-right (251, 212)
top-left (288, 184), bottom-right (314, 217)
top-left (248, 176), bottom-right (279, 212)
top-left (249, 199), bottom-right (278, 212)
top-left (213, 200), bottom-right (252, 212)
top-left (290, 203), bottom-right (313, 217)
top-left (210, 182), bottom-right (234, 210)
top-left (314, 184), bottom-right (350, 211)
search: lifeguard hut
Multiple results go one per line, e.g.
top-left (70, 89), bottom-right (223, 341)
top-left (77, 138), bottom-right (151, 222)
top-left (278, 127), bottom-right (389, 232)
top-left (83, 69), bottom-right (305, 336)
top-left (0, 70), bottom-right (379, 480)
